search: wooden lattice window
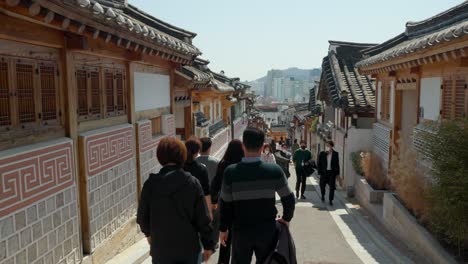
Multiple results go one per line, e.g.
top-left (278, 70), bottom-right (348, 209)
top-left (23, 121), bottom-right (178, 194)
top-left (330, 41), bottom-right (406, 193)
top-left (0, 60), bottom-right (11, 127)
top-left (90, 71), bottom-right (101, 116)
top-left (115, 72), bottom-right (125, 114)
top-left (105, 70), bottom-right (115, 116)
top-left (454, 79), bottom-right (466, 119)
top-left (442, 76), bottom-right (467, 120)
top-left (16, 62), bottom-right (36, 124)
top-left (75, 66), bottom-right (126, 121)
top-left (39, 63), bottom-right (58, 122)
top-left (76, 67), bottom-right (102, 120)
top-left (380, 81), bottom-right (391, 121)
top-left (76, 69), bottom-right (88, 118)
top-left (0, 56), bottom-right (61, 130)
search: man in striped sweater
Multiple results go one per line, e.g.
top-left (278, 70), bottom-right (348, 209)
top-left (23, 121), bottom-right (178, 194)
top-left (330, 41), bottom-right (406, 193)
top-left (219, 127), bottom-right (296, 263)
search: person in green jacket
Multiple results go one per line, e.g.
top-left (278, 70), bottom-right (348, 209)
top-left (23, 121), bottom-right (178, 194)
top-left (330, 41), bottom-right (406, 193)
top-left (293, 140), bottom-right (312, 199)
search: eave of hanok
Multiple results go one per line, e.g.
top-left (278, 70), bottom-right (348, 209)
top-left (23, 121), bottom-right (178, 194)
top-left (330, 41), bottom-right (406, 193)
top-left (359, 35), bottom-right (468, 76)
top-left (0, 0), bottom-right (198, 65)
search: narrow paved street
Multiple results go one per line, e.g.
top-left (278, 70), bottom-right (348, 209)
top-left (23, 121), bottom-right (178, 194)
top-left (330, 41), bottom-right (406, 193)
top-left (131, 166), bottom-right (413, 264)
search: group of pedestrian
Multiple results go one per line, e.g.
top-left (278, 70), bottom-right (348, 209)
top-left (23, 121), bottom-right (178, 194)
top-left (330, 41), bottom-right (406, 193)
top-left (291, 139), bottom-right (340, 205)
top-left (137, 127), bottom-right (297, 264)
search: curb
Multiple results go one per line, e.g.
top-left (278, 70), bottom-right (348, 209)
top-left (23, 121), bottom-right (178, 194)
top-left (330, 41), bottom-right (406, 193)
top-left (308, 175), bottom-right (414, 264)
top-left (105, 238), bottom-right (150, 264)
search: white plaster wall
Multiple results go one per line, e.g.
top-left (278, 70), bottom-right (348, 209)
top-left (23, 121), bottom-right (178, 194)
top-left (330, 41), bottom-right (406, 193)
top-left (420, 77), bottom-right (442, 121)
top-left (134, 72), bottom-right (170, 111)
top-left (345, 128), bottom-right (374, 193)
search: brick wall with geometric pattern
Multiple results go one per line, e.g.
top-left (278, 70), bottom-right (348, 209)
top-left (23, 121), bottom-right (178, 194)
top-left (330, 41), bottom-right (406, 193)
top-left (79, 124), bottom-right (137, 253)
top-left (0, 138), bottom-right (81, 264)
top-left (136, 120), bottom-right (162, 189)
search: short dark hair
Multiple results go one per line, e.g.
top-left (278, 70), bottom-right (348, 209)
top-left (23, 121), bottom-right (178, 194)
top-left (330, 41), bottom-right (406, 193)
top-left (199, 137), bottom-right (212, 153)
top-left (243, 127), bottom-right (265, 151)
top-left (185, 137), bottom-right (202, 162)
top-left (157, 137), bottom-right (187, 167)
top-left (294, 139), bottom-right (297, 143)
top-left (327, 140), bottom-right (335, 147)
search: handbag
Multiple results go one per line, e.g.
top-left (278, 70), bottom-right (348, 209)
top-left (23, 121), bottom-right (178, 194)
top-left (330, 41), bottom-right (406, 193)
top-left (302, 159), bottom-right (316, 176)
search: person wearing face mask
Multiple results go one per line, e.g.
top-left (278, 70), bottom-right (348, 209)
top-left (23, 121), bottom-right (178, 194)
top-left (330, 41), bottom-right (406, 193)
top-left (317, 140), bottom-right (340, 206)
top-left (292, 140), bottom-right (312, 199)
top-left (261, 144), bottom-right (277, 164)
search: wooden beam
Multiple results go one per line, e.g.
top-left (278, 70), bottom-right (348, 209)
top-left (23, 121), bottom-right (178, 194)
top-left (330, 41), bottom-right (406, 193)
top-left (442, 52), bottom-right (450, 62)
top-left (105, 33), bottom-right (111, 43)
top-left (65, 33), bottom-right (88, 50)
top-left (44, 10), bottom-right (54, 24)
top-left (6, 0), bottom-right (20, 7)
top-left (92, 29), bottom-right (100, 39)
top-left (78, 24), bottom-right (86, 34)
top-left (28, 2), bottom-right (41, 16)
top-left (460, 57), bottom-right (468, 67)
top-left (410, 66), bottom-right (420, 74)
top-left (62, 18), bottom-right (70, 30)
top-left (389, 71), bottom-right (396, 77)
top-left (0, 13), bottom-right (64, 48)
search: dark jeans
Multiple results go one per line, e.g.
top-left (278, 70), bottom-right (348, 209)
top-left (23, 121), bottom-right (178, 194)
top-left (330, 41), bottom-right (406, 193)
top-left (231, 222), bottom-right (276, 264)
top-left (320, 171), bottom-right (337, 201)
top-left (295, 168), bottom-right (307, 196)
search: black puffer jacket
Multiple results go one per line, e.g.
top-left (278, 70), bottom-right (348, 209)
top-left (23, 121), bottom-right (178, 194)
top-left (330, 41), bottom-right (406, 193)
top-left (184, 160), bottom-right (210, 196)
top-left (137, 165), bottom-right (215, 263)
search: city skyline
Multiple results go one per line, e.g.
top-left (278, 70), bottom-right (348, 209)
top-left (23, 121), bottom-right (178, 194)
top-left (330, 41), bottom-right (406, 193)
top-left (129, 0), bottom-right (462, 81)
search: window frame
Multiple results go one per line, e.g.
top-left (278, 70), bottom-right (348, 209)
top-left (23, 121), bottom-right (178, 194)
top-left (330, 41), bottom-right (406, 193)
top-left (441, 73), bottom-right (467, 120)
top-left (380, 80), bottom-right (391, 122)
top-left (75, 64), bottom-right (127, 122)
top-left (0, 55), bottom-right (62, 131)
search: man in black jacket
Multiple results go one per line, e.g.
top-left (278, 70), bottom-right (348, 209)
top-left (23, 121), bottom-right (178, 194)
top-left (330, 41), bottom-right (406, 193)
top-left (137, 137), bottom-right (215, 263)
top-left (219, 128), bottom-right (296, 264)
top-left (317, 140), bottom-right (340, 206)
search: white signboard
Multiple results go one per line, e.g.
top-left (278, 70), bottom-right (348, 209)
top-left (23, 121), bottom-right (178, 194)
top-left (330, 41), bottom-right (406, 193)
top-left (420, 77), bottom-right (442, 121)
top-left (134, 72), bottom-right (170, 111)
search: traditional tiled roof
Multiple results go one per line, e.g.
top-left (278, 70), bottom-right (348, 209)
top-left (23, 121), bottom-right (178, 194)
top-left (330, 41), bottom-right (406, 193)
top-left (54, 0), bottom-right (201, 63)
top-left (210, 79), bottom-right (235, 92)
top-left (319, 41), bottom-right (376, 112)
top-left (177, 65), bottom-right (213, 84)
top-left (293, 103), bottom-right (311, 122)
top-left (357, 2), bottom-right (468, 72)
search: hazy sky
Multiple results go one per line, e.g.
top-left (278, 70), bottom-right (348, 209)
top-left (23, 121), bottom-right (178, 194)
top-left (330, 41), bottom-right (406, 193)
top-left (129, 0), bottom-right (463, 81)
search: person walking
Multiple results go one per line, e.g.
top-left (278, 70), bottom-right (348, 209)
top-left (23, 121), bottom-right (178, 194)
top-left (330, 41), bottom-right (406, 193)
top-left (184, 137), bottom-right (212, 217)
top-left (292, 140), bottom-right (312, 199)
top-left (197, 137), bottom-right (220, 189)
top-left (219, 127), bottom-right (295, 264)
top-left (318, 140), bottom-right (340, 206)
top-left (196, 137), bottom-right (220, 251)
top-left (137, 137), bottom-right (215, 264)
top-left (210, 139), bottom-right (245, 264)
top-left (261, 144), bottom-right (276, 164)
top-left (291, 139), bottom-right (300, 154)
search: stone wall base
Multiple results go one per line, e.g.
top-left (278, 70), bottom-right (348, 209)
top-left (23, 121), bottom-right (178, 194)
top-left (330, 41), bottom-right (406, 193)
top-left (82, 217), bottom-right (144, 264)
